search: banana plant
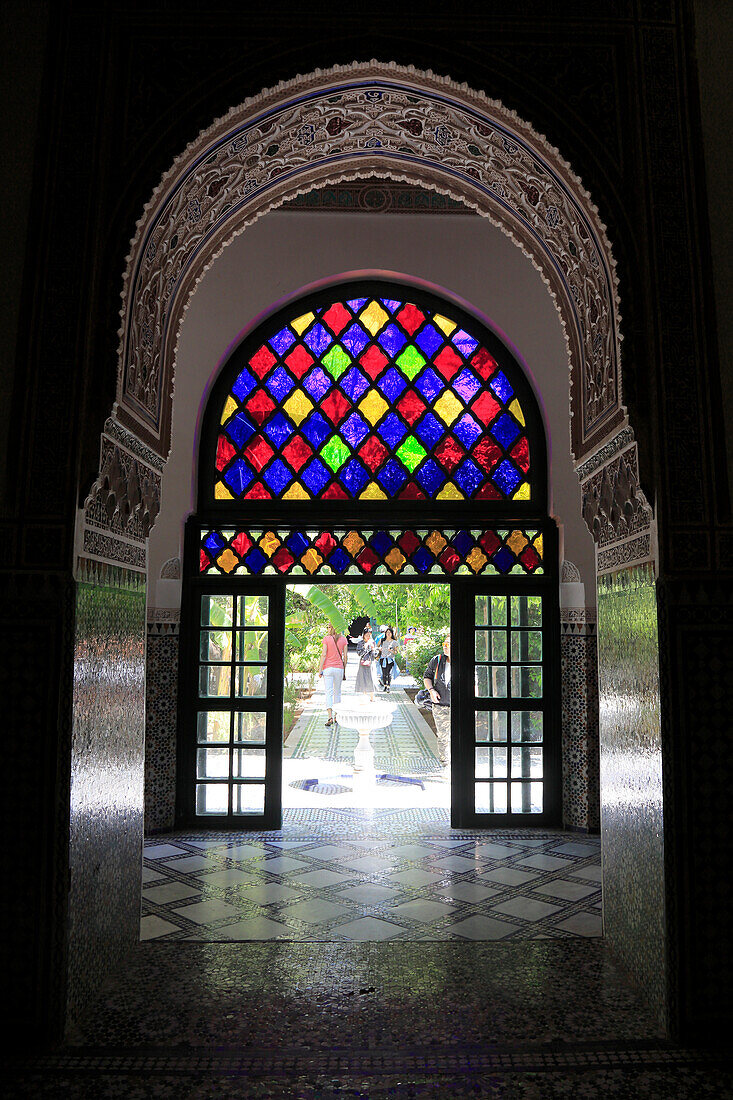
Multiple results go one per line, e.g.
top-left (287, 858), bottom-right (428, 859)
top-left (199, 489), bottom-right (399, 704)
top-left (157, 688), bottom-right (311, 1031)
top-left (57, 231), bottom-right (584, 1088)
top-left (287, 583), bottom-right (379, 635)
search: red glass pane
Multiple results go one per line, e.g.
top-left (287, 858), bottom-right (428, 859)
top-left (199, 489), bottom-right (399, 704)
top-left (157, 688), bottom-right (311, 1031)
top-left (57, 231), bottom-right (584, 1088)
top-left (359, 345), bottom-right (389, 379)
top-left (322, 483), bottom-right (348, 500)
top-left (245, 390), bottom-right (276, 424)
top-left (472, 438), bottom-right (503, 470)
top-left (243, 435), bottom-right (275, 471)
top-left (232, 532), bottom-right (253, 555)
top-left (433, 345), bottom-right (463, 381)
top-left (438, 547), bottom-right (461, 573)
top-left (470, 348), bottom-right (498, 380)
top-left (272, 547), bottom-right (295, 572)
top-left (396, 390), bottom-right (427, 425)
top-left (249, 345), bottom-right (277, 377)
top-left (471, 391), bottom-right (502, 425)
top-left (476, 482), bottom-right (503, 501)
top-left (479, 531), bottom-right (501, 554)
top-left (396, 303), bottom-right (425, 335)
top-left (243, 482), bottom-right (272, 499)
top-left (315, 532), bottom-right (337, 554)
top-left (199, 549), bottom-right (211, 571)
top-left (398, 482), bottom-right (426, 499)
top-left (322, 302), bottom-right (353, 335)
top-left (285, 344), bottom-right (315, 378)
top-left (519, 545), bottom-right (540, 571)
top-left (356, 547), bottom-right (379, 571)
top-left (510, 437), bottom-right (530, 473)
top-left (434, 435), bottom-right (465, 472)
top-left (216, 434), bottom-right (236, 471)
top-left (281, 435), bottom-right (313, 472)
top-left (320, 390), bottom-right (351, 425)
top-left (358, 436), bottom-right (388, 470)
top-left (398, 531), bottom-right (421, 554)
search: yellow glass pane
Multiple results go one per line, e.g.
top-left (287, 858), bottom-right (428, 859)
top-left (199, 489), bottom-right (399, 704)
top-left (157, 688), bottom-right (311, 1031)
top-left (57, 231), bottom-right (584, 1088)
top-left (533, 534), bottom-right (543, 559)
top-left (283, 481), bottom-right (310, 500)
top-left (220, 396), bottom-right (238, 424)
top-left (433, 313), bottom-right (457, 336)
top-left (359, 390), bottom-right (389, 425)
top-left (507, 530), bottom-right (528, 555)
top-left (466, 547), bottom-right (487, 572)
top-left (291, 312), bottom-right (314, 335)
top-left (425, 530), bottom-right (447, 554)
top-left (343, 531), bottom-right (364, 555)
top-left (216, 549), bottom-right (239, 574)
top-left (436, 482), bottom-right (464, 500)
top-left (513, 482), bottom-right (531, 501)
top-left (259, 531), bottom-right (281, 557)
top-left (433, 391), bottom-right (463, 426)
top-left (300, 548), bottom-right (323, 574)
top-left (282, 391), bottom-right (314, 425)
top-left (509, 399), bottom-right (525, 426)
top-left (215, 481), bottom-right (234, 500)
top-left (359, 481), bottom-right (387, 500)
top-left (385, 548), bottom-right (407, 573)
top-left (359, 300), bottom-right (389, 335)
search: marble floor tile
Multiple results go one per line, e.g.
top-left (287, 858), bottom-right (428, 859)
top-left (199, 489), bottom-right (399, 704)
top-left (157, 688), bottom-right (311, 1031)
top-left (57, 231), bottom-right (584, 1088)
top-left (261, 855), bottom-right (310, 873)
top-left (337, 884), bottom-right (400, 904)
top-left (491, 897), bottom-right (562, 922)
top-left (432, 854), bottom-right (481, 872)
top-left (550, 840), bottom-right (601, 856)
top-left (241, 883), bottom-right (302, 904)
top-left (554, 911), bottom-right (604, 937)
top-left (171, 899), bottom-right (241, 924)
top-left (572, 865), bottom-right (603, 881)
top-left (139, 915), bottom-right (180, 940)
top-left (335, 916), bottom-right (403, 941)
top-left (437, 881), bottom-right (499, 903)
top-left (143, 882), bottom-right (201, 904)
top-left (199, 868), bottom-right (260, 887)
top-left (390, 868), bottom-right (442, 887)
top-left (216, 917), bottom-right (289, 940)
top-left (449, 914), bottom-right (519, 939)
top-left (387, 843), bottom-right (436, 859)
top-left (390, 899), bottom-right (456, 922)
top-left (293, 869), bottom-right (351, 888)
top-left (481, 867), bottom-right (539, 886)
top-left (473, 842), bottom-right (524, 858)
top-left (516, 853), bottom-right (575, 871)
top-left (140, 867), bottom-right (166, 883)
top-left (340, 855), bottom-right (394, 873)
top-left (305, 844), bottom-right (356, 860)
top-left (162, 855), bottom-right (218, 873)
top-left (533, 879), bottom-right (599, 901)
top-left (280, 898), bottom-right (350, 923)
top-left (143, 844), bottom-right (188, 859)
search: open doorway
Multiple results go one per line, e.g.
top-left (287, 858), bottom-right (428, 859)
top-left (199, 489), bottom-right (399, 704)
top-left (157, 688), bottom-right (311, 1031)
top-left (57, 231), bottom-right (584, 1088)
top-left (282, 582), bottom-right (451, 812)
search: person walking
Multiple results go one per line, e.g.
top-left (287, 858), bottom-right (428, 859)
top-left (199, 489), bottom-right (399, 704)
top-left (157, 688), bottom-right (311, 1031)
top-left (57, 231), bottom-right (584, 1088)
top-left (318, 622), bottom-right (348, 727)
top-left (423, 634), bottom-right (451, 769)
top-left (377, 626), bottom-right (400, 693)
top-left (355, 625), bottom-right (379, 701)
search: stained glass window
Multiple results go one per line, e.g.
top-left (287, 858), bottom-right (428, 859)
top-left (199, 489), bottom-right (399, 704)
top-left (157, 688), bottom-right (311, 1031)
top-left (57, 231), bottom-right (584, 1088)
top-left (212, 295), bottom-right (533, 503)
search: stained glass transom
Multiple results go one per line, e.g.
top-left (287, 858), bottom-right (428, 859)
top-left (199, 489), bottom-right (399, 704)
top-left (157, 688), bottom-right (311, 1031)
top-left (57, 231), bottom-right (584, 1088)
top-left (199, 527), bottom-right (544, 577)
top-left (214, 296), bottom-right (532, 502)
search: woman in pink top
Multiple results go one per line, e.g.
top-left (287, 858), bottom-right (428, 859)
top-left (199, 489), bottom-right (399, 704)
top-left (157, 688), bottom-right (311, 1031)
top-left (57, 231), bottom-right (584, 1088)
top-left (318, 623), bottom-right (348, 727)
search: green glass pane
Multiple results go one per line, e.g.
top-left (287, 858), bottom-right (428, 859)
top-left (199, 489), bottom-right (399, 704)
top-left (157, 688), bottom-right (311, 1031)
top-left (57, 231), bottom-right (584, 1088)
top-left (395, 435), bottom-right (427, 472)
top-left (320, 435), bottom-right (351, 472)
top-left (199, 666), bottom-right (232, 698)
top-left (510, 630), bottom-right (542, 662)
top-left (200, 629), bottom-right (232, 662)
top-left (235, 629), bottom-right (269, 662)
top-left (233, 711), bottom-right (267, 744)
top-left (396, 344), bottom-right (427, 379)
top-left (321, 344), bottom-right (351, 379)
top-left (491, 630), bottom-right (508, 661)
top-left (511, 666), bottom-right (542, 698)
top-left (511, 595), bottom-right (543, 627)
top-left (475, 595), bottom-right (507, 626)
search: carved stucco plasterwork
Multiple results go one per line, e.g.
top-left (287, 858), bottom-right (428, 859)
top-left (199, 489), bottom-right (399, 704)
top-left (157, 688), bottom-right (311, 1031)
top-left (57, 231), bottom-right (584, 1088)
top-left (115, 61), bottom-right (625, 463)
top-left (82, 431), bottom-right (161, 564)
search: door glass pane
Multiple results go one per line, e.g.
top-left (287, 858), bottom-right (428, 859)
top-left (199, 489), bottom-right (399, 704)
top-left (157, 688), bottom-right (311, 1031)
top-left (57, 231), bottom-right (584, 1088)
top-left (196, 783), bottom-right (228, 815)
top-left (511, 781), bottom-right (543, 813)
top-left (233, 711), bottom-right (268, 743)
top-left (475, 595), bottom-right (507, 626)
top-left (238, 595), bottom-right (269, 626)
top-left (510, 712), bottom-right (543, 743)
top-left (511, 746), bottom-right (543, 778)
top-left (511, 595), bottom-right (542, 627)
top-left (475, 782), bottom-right (508, 813)
top-left (233, 784), bottom-right (266, 815)
top-left (201, 594), bottom-right (233, 627)
top-left (197, 747), bottom-right (230, 779)
top-left (510, 630), bottom-right (542, 662)
top-left (475, 746), bottom-right (508, 778)
top-left (475, 665), bottom-right (507, 697)
top-left (199, 665), bottom-right (232, 697)
top-left (236, 629), bottom-right (269, 662)
top-left (475, 630), bottom-right (488, 661)
top-left (233, 748), bottom-right (266, 778)
top-left (511, 666), bottom-right (542, 698)
top-left (235, 665), bottom-right (268, 697)
top-left (474, 711), bottom-right (507, 742)
top-left (199, 629), bottom-right (232, 662)
top-left (197, 712), bottom-right (230, 743)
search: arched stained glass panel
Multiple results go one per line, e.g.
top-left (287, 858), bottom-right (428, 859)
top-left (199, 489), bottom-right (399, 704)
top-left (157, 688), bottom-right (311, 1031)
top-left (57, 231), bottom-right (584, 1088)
top-left (213, 294), bottom-right (533, 503)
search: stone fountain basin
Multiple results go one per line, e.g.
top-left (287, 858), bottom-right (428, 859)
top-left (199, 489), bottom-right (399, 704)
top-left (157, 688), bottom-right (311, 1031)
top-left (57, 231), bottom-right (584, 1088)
top-left (333, 700), bottom-right (395, 731)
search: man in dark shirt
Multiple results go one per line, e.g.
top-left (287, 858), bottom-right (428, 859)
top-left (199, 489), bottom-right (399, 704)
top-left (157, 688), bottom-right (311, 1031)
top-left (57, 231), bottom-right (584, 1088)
top-left (423, 634), bottom-right (451, 769)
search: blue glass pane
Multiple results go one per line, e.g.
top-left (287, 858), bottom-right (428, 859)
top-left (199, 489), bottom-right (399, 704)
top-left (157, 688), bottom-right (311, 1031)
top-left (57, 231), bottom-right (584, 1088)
top-left (377, 459), bottom-right (408, 494)
top-left (415, 324), bottom-right (443, 357)
top-left (269, 327), bottom-right (296, 355)
top-left (340, 366), bottom-right (370, 401)
top-left (489, 370), bottom-right (514, 403)
top-left (490, 413), bottom-right (522, 449)
top-left (339, 459), bottom-right (369, 494)
top-left (492, 546), bottom-right (515, 573)
top-left (453, 413), bottom-right (483, 449)
top-left (226, 410), bottom-right (256, 448)
top-left (265, 366), bottom-right (295, 401)
top-left (244, 547), bottom-right (268, 572)
top-left (262, 459), bottom-right (293, 494)
top-left (370, 531), bottom-right (394, 555)
top-left (300, 411), bottom-right (331, 448)
top-left (303, 323), bottom-right (333, 356)
top-left (232, 366), bottom-right (257, 401)
top-left (377, 412), bottom-right (407, 448)
top-left (453, 458), bottom-right (484, 495)
top-left (414, 367), bottom-right (444, 403)
top-left (380, 298), bottom-right (402, 312)
top-left (415, 459), bottom-right (446, 495)
top-left (492, 459), bottom-right (522, 496)
top-left (301, 459), bottom-right (332, 494)
top-left (412, 547), bottom-right (434, 573)
top-left (286, 532), bottom-right (310, 556)
top-left (263, 411), bottom-right (294, 448)
top-left (341, 323), bottom-right (370, 356)
top-left (452, 368), bottom-right (481, 403)
top-left (414, 412), bottom-right (445, 448)
top-left (204, 531), bottom-right (227, 553)
top-left (302, 368), bottom-right (332, 400)
top-left (452, 329), bottom-right (479, 356)
top-left (452, 530), bottom-right (474, 556)
top-left (347, 298), bottom-right (368, 311)
top-left (377, 367), bottom-right (407, 402)
top-left (223, 460), bottom-right (254, 495)
top-left (378, 324), bottom-right (408, 357)
top-left (340, 412), bottom-right (370, 448)
top-left (329, 547), bottom-right (351, 573)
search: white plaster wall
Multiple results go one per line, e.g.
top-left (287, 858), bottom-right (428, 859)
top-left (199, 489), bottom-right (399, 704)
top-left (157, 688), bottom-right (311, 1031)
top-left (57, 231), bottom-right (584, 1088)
top-left (149, 210), bottom-right (595, 597)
